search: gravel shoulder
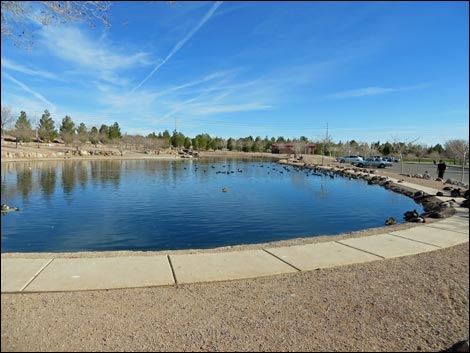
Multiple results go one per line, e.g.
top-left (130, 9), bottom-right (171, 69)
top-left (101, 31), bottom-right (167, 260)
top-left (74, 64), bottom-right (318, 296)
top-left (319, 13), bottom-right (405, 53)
top-left (1, 149), bottom-right (468, 352)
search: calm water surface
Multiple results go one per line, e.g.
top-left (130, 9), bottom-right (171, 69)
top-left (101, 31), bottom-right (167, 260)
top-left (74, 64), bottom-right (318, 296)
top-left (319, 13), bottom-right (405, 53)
top-left (1, 158), bottom-right (423, 253)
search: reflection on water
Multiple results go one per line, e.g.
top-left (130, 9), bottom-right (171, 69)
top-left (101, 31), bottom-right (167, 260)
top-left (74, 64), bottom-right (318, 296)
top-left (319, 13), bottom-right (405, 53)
top-left (1, 158), bottom-right (423, 253)
top-left (39, 164), bottom-right (57, 200)
top-left (2, 160), bottom-right (124, 202)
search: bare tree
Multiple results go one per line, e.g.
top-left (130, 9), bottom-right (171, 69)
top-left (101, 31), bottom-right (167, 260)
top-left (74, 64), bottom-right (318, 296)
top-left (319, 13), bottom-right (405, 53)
top-left (293, 141), bottom-right (305, 159)
top-left (133, 135), bottom-right (146, 152)
top-left (217, 138), bottom-right (227, 151)
top-left (391, 135), bottom-right (419, 175)
top-left (1, 105), bottom-right (14, 137)
top-left (445, 139), bottom-right (469, 182)
top-left (368, 142), bottom-right (380, 158)
top-left (412, 144), bottom-right (427, 163)
top-left (121, 133), bottom-right (132, 150)
top-left (315, 134), bottom-right (333, 165)
top-left (356, 142), bottom-right (370, 158)
top-left (1, 1), bottom-right (111, 48)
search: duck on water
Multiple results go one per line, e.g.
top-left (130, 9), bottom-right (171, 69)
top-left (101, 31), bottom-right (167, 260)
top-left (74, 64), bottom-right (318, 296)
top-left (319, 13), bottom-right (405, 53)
top-left (1, 204), bottom-right (20, 214)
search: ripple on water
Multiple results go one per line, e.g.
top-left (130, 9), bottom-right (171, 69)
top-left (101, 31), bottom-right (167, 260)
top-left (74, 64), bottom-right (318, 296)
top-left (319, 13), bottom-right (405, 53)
top-left (1, 159), bottom-right (423, 252)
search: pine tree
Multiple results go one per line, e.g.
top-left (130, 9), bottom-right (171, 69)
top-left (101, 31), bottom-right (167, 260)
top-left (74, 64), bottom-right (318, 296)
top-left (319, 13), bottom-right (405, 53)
top-left (38, 110), bottom-right (57, 142)
top-left (77, 123), bottom-right (88, 143)
top-left (14, 111), bottom-right (33, 145)
top-left (89, 126), bottom-right (100, 146)
top-left (108, 122), bottom-right (122, 140)
top-left (60, 115), bottom-right (76, 145)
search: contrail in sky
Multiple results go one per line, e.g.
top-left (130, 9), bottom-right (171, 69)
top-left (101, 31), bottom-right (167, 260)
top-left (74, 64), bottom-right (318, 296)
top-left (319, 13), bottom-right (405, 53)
top-left (131, 1), bottom-right (223, 93)
top-left (2, 71), bottom-right (56, 109)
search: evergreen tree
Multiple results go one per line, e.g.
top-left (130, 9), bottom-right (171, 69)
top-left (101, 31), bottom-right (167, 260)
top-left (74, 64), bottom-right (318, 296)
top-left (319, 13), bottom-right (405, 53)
top-left (77, 123), bottom-right (88, 143)
top-left (14, 111), bottom-right (33, 144)
top-left (382, 142), bottom-right (393, 156)
top-left (192, 137), bottom-right (200, 151)
top-left (162, 130), bottom-right (171, 146)
top-left (99, 124), bottom-right (109, 135)
top-left (196, 133), bottom-right (211, 150)
top-left (184, 136), bottom-right (192, 149)
top-left (89, 126), bottom-right (100, 146)
top-left (431, 143), bottom-right (444, 155)
top-left (99, 124), bottom-right (109, 143)
top-left (210, 138), bottom-right (218, 150)
top-left (227, 137), bottom-right (235, 151)
top-left (264, 136), bottom-right (272, 151)
top-left (171, 130), bottom-right (185, 147)
top-left (59, 115), bottom-right (76, 145)
top-left (108, 122), bottom-right (122, 140)
top-left (38, 109), bottom-right (57, 142)
top-left (252, 136), bottom-right (263, 152)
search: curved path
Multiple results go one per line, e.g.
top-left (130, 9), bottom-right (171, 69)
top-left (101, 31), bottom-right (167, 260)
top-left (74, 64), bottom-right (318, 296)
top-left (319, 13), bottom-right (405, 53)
top-left (1, 179), bottom-right (468, 293)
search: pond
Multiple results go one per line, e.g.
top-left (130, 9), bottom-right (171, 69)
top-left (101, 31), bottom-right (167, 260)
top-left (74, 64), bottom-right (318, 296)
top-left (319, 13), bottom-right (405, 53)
top-left (1, 158), bottom-right (423, 253)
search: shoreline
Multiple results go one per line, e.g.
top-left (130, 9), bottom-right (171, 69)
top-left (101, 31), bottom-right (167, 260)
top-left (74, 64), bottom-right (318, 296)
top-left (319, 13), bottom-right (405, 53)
top-left (1, 142), bottom-right (281, 163)
top-left (1, 147), bottom-right (468, 352)
top-left (1, 150), bottom-right (467, 258)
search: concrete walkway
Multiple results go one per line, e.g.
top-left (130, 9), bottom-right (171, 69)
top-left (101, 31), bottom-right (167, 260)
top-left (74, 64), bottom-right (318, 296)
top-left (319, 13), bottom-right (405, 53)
top-left (1, 187), bottom-right (468, 293)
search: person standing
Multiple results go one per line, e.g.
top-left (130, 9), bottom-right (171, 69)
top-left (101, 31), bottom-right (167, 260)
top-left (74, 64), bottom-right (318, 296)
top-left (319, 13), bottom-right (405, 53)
top-left (437, 160), bottom-right (447, 179)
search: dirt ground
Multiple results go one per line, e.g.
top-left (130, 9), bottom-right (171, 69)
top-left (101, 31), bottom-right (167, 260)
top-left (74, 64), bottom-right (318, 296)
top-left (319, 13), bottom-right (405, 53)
top-left (1, 144), bottom-right (469, 352)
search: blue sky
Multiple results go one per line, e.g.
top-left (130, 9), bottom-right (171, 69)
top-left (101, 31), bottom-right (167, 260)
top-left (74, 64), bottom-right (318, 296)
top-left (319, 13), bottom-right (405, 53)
top-left (1, 1), bottom-right (468, 145)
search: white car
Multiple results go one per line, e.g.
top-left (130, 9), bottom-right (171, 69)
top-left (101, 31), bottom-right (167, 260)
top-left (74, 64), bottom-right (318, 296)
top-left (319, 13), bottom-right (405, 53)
top-left (356, 157), bottom-right (393, 168)
top-left (337, 155), bottom-right (364, 165)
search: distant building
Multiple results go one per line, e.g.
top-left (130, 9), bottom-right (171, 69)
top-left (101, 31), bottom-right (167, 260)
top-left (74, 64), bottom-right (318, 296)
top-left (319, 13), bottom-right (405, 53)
top-left (271, 143), bottom-right (316, 154)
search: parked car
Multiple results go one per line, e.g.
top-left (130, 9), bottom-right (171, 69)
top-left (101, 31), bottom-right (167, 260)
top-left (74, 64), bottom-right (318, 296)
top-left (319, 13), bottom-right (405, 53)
top-left (337, 155), bottom-right (364, 165)
top-left (383, 156), bottom-right (400, 163)
top-left (355, 157), bottom-right (393, 168)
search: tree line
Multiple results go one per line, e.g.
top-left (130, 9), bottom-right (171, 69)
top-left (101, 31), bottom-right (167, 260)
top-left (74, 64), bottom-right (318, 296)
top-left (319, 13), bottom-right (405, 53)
top-left (2, 108), bottom-right (122, 147)
top-left (1, 106), bottom-right (468, 165)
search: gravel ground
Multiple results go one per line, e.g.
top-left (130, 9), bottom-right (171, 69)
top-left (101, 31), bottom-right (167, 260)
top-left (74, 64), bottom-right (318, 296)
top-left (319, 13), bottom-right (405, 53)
top-left (1, 152), bottom-right (469, 352)
top-left (1, 244), bottom-right (468, 352)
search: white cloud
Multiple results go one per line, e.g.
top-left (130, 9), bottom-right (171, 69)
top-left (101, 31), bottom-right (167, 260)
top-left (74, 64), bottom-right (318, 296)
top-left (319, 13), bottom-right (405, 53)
top-left (163, 70), bottom-right (233, 94)
top-left (150, 69), bottom-right (238, 100)
top-left (1, 57), bottom-right (59, 80)
top-left (2, 71), bottom-right (56, 110)
top-left (131, 1), bottom-right (223, 92)
top-left (190, 103), bottom-right (272, 114)
top-left (323, 85), bottom-right (424, 99)
top-left (39, 26), bottom-right (152, 85)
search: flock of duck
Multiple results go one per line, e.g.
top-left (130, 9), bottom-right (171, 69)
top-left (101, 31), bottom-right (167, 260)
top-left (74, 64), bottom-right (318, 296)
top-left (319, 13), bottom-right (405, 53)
top-left (185, 162), bottom-right (336, 194)
top-left (196, 160), bottom-right (468, 225)
top-left (186, 162), bottom-right (335, 179)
